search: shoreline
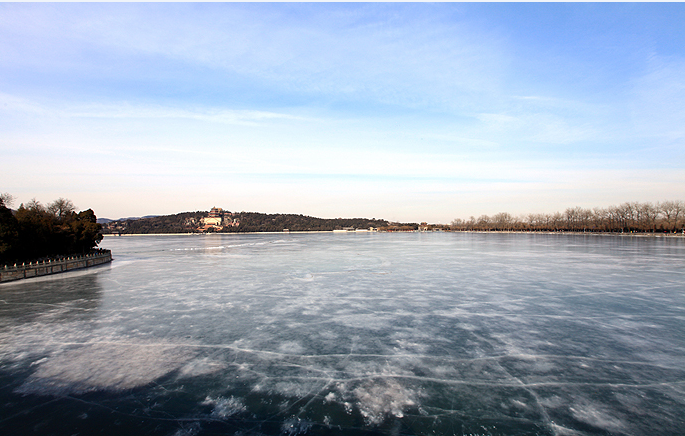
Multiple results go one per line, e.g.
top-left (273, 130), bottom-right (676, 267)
top-left (102, 231), bottom-right (684, 238)
top-left (0, 250), bottom-right (112, 283)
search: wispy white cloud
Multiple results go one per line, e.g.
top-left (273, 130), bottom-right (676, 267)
top-left (0, 4), bottom-right (508, 112)
top-left (475, 111), bottom-right (598, 146)
top-left (1, 3), bottom-right (684, 221)
top-left (0, 93), bottom-right (306, 126)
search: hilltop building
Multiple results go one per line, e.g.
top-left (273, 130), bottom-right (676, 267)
top-left (199, 207), bottom-right (239, 231)
top-left (202, 207), bottom-right (224, 227)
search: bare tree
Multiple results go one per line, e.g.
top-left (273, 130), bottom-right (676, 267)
top-left (451, 199), bottom-right (683, 234)
top-left (550, 212), bottom-right (563, 230)
top-left (658, 200), bottom-right (685, 232)
top-left (47, 198), bottom-right (76, 219)
top-left (565, 207), bottom-right (578, 230)
top-left (614, 203), bottom-right (635, 231)
top-left (638, 202), bottom-right (660, 232)
top-left (476, 215), bottom-right (491, 230)
top-left (0, 192), bottom-right (14, 208)
top-left (677, 201), bottom-right (685, 231)
top-left (492, 212), bottom-right (513, 230)
top-left (593, 207), bottom-right (608, 231)
top-left (467, 216), bottom-right (476, 229)
top-left (25, 198), bottom-right (46, 212)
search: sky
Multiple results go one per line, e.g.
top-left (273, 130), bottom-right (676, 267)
top-left (1, 3), bottom-right (684, 223)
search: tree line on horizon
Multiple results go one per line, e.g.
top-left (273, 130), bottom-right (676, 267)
top-left (104, 211), bottom-right (207, 234)
top-left (42, 197), bottom-right (685, 237)
top-left (449, 200), bottom-right (685, 233)
top-left (0, 194), bottom-right (103, 265)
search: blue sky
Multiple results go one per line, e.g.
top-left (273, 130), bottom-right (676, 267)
top-left (1, 3), bottom-right (684, 222)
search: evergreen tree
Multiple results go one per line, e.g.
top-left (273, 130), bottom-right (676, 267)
top-left (0, 197), bottom-right (20, 264)
top-left (0, 196), bottom-right (103, 264)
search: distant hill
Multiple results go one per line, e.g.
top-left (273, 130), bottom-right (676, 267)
top-left (225, 212), bottom-right (390, 233)
top-left (98, 215), bottom-right (159, 224)
top-left (100, 211), bottom-right (402, 234)
top-left (101, 211), bottom-right (205, 234)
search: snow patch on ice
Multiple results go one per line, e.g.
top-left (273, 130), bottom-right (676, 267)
top-left (352, 378), bottom-right (417, 425)
top-left (201, 395), bottom-right (246, 418)
top-left (569, 400), bottom-right (626, 432)
top-left (278, 341), bottom-right (304, 355)
top-left (178, 357), bottom-right (227, 378)
top-left (16, 341), bottom-right (195, 395)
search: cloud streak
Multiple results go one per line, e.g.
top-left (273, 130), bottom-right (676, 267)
top-left (1, 3), bottom-right (684, 221)
top-left (0, 93), bottom-right (305, 126)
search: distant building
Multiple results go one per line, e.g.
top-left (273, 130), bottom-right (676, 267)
top-left (202, 207), bottom-right (224, 227)
top-left (208, 207), bottom-right (223, 218)
top-left (199, 207), bottom-right (240, 231)
top-left (202, 216), bottom-right (223, 226)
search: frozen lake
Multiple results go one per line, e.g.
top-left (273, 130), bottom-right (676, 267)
top-left (1, 232), bottom-right (684, 435)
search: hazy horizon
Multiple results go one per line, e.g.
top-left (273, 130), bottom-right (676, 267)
top-left (2, 3), bottom-right (684, 222)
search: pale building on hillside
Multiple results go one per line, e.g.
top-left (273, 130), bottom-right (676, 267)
top-left (198, 207), bottom-right (239, 231)
top-left (202, 216), bottom-right (223, 226)
top-left (202, 207), bottom-right (224, 226)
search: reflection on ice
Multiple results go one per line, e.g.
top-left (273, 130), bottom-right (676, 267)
top-left (0, 233), bottom-right (684, 435)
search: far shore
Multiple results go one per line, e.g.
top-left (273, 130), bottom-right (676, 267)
top-left (103, 231), bottom-right (684, 238)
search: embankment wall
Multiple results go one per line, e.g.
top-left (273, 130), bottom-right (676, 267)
top-left (0, 250), bottom-right (112, 283)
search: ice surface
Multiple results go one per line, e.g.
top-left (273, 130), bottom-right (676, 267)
top-left (1, 233), bottom-right (684, 435)
top-left (17, 341), bottom-right (196, 395)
